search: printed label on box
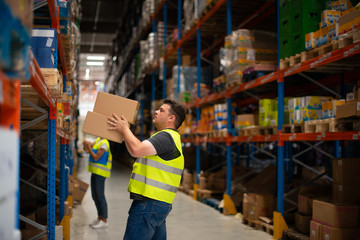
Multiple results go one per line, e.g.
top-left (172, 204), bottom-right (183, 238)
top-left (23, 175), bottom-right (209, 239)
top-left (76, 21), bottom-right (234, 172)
top-left (46, 38), bottom-right (53, 47)
top-left (357, 102), bottom-right (360, 110)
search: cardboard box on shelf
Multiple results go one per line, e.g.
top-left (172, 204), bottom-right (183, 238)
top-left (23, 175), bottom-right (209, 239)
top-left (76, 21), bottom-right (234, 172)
top-left (333, 183), bottom-right (360, 203)
top-left (295, 212), bottom-right (312, 234)
top-left (83, 92), bottom-right (140, 143)
top-left (73, 178), bottom-right (89, 204)
top-left (312, 200), bottom-right (358, 228)
top-left (333, 158), bottom-right (360, 184)
top-left (243, 193), bottom-right (274, 221)
top-left (335, 101), bottom-right (360, 119)
top-left (322, 225), bottom-right (360, 240)
top-left (339, 10), bottom-right (360, 34)
top-left (310, 220), bottom-right (322, 240)
top-left (182, 55), bottom-right (191, 66)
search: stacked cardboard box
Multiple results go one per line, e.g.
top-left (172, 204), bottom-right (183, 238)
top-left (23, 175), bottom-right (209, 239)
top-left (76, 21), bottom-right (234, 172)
top-left (289, 96), bottom-right (332, 123)
top-left (82, 92), bottom-right (140, 143)
top-left (336, 81), bottom-right (360, 119)
top-left (332, 158), bottom-right (360, 203)
top-left (295, 185), bottom-right (331, 234)
top-left (310, 200), bottom-right (360, 240)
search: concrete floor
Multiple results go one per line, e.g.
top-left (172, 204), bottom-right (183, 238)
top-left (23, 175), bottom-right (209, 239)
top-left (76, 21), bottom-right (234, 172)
top-left (70, 155), bottom-right (272, 240)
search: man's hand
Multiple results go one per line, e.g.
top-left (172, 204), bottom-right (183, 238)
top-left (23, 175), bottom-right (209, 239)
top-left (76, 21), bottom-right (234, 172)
top-left (83, 141), bottom-right (91, 151)
top-left (107, 113), bottom-right (129, 134)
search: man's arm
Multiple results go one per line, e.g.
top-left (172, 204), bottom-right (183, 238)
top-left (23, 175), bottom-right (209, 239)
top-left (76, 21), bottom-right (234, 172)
top-left (108, 114), bottom-right (157, 158)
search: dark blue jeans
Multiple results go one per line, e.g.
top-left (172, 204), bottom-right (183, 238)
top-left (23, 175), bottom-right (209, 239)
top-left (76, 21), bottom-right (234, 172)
top-left (123, 199), bottom-right (172, 240)
top-left (91, 173), bottom-right (107, 219)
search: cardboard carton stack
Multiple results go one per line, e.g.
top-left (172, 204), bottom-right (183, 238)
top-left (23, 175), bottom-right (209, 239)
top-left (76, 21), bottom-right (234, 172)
top-left (82, 92), bottom-right (140, 143)
top-left (332, 158), bottom-right (360, 204)
top-left (295, 185), bottom-right (331, 234)
top-left (310, 200), bottom-right (360, 240)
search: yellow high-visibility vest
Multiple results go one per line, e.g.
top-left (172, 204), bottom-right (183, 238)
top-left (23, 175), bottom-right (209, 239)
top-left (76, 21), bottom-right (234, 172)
top-left (128, 129), bottom-right (184, 204)
top-left (87, 138), bottom-right (112, 178)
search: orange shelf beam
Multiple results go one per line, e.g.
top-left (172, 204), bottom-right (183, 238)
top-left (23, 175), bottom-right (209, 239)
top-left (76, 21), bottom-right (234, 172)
top-left (280, 132), bottom-right (360, 141)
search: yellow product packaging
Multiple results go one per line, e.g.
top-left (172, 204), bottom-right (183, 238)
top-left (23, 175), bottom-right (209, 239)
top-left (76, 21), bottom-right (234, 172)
top-left (303, 109), bottom-right (322, 122)
top-left (306, 31), bottom-right (320, 49)
top-left (321, 10), bottom-right (341, 28)
top-left (328, 23), bottom-right (339, 40)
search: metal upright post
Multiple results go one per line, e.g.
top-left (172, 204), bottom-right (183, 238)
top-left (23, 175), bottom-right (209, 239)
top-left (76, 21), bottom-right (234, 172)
top-left (59, 138), bottom-right (66, 222)
top-left (273, 0), bottom-right (289, 237)
top-left (223, 0), bottom-right (237, 215)
top-left (177, 0), bottom-right (182, 96)
top-left (47, 106), bottom-right (57, 240)
top-left (162, 1), bottom-right (167, 100)
top-left (152, 19), bottom-right (156, 131)
top-left (196, 24), bottom-right (201, 187)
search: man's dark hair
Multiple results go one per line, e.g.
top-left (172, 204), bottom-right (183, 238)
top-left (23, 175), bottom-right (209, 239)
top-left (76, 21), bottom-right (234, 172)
top-left (163, 99), bottom-right (187, 129)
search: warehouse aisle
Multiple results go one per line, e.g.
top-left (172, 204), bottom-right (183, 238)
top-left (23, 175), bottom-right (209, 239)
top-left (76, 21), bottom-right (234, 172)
top-left (70, 155), bottom-right (272, 240)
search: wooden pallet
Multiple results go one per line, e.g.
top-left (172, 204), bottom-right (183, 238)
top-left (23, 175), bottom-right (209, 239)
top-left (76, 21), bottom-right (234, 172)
top-left (304, 118), bottom-right (337, 133)
top-left (259, 126), bottom-right (278, 135)
top-left (301, 40), bottom-right (339, 62)
top-left (289, 54), bottom-right (301, 67)
top-left (282, 229), bottom-right (310, 240)
top-left (211, 130), bottom-right (227, 138)
top-left (280, 58), bottom-right (290, 70)
top-left (243, 126), bottom-right (260, 136)
top-left (242, 218), bottom-right (273, 235)
top-left (282, 123), bottom-right (304, 133)
top-left (196, 189), bottom-right (223, 199)
top-left (226, 79), bottom-right (241, 89)
top-left (337, 116), bottom-right (360, 131)
top-left (200, 0), bottom-right (218, 18)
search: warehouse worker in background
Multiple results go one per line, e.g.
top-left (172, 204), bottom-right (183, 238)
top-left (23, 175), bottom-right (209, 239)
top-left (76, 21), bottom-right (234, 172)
top-left (107, 99), bottom-right (186, 240)
top-left (83, 137), bottom-right (112, 229)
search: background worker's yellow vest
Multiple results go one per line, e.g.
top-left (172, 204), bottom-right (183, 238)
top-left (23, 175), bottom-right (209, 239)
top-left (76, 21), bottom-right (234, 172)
top-left (87, 138), bottom-right (112, 178)
top-left (128, 129), bottom-right (184, 204)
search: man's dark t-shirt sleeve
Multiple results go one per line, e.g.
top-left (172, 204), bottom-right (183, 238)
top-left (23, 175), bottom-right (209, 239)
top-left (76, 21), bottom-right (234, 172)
top-left (147, 131), bottom-right (181, 160)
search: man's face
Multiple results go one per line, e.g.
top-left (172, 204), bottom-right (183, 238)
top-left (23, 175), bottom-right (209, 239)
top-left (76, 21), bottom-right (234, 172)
top-left (153, 104), bottom-right (173, 128)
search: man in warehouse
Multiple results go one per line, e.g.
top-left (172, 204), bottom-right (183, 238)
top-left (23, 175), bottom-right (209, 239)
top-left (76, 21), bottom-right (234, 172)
top-left (83, 137), bottom-right (112, 229)
top-left (107, 99), bottom-right (186, 240)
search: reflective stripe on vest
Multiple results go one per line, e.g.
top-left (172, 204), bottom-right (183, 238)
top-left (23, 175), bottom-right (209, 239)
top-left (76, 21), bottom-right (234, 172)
top-left (87, 138), bottom-right (112, 178)
top-left (131, 173), bottom-right (178, 193)
top-left (137, 158), bottom-right (183, 176)
top-left (128, 129), bottom-right (184, 204)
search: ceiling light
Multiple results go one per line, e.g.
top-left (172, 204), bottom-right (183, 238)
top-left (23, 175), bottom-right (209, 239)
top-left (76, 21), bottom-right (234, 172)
top-left (86, 61), bottom-right (104, 66)
top-left (87, 56), bottom-right (105, 60)
top-left (95, 81), bottom-right (100, 86)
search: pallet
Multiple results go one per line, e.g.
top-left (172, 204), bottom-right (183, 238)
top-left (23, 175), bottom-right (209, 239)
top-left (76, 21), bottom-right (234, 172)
top-left (204, 198), bottom-right (221, 211)
top-left (211, 129), bottom-right (227, 138)
top-left (301, 40), bottom-right (339, 62)
top-left (282, 123), bottom-right (304, 133)
top-left (200, 0), bottom-right (218, 18)
top-left (226, 79), bottom-right (241, 89)
top-left (280, 58), bottom-right (290, 70)
top-left (304, 118), bottom-right (337, 133)
top-left (243, 126), bottom-right (260, 136)
top-left (337, 116), bottom-right (360, 131)
top-left (196, 189), bottom-right (223, 199)
top-left (259, 126), bottom-right (278, 135)
top-left (242, 218), bottom-right (273, 235)
top-left (289, 54), bottom-right (301, 67)
top-left (282, 229), bottom-right (310, 240)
